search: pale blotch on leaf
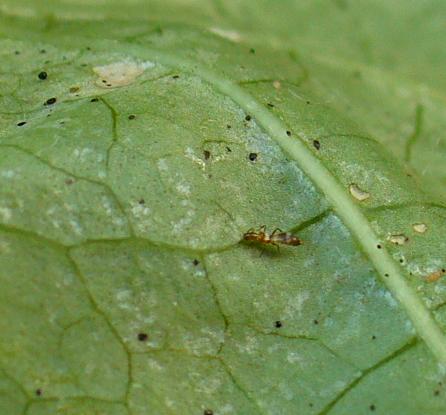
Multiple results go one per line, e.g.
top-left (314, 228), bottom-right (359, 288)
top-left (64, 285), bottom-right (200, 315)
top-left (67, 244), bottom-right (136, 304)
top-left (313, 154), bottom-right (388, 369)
top-left (93, 60), bottom-right (155, 88)
top-left (273, 80), bottom-right (281, 90)
top-left (349, 183), bottom-right (370, 201)
top-left (413, 223), bottom-right (428, 234)
top-left (387, 234), bottom-right (409, 246)
top-left (208, 27), bottom-right (242, 43)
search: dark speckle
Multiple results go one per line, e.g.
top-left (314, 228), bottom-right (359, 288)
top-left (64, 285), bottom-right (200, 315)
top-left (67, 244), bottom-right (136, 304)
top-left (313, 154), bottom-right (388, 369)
top-left (245, 115), bottom-right (252, 121)
top-left (138, 198), bottom-right (145, 205)
top-left (226, 124), bottom-right (232, 129)
top-left (65, 178), bottom-right (75, 185)
top-left (377, 244), bottom-right (382, 249)
top-left (204, 150), bottom-right (211, 160)
top-left (17, 121), bottom-right (27, 127)
top-left (44, 97), bottom-right (57, 106)
top-left (399, 259), bottom-right (404, 263)
top-left (249, 48), bottom-right (256, 54)
top-left (267, 103), bottom-right (275, 108)
top-left (128, 114), bottom-right (136, 120)
top-left (204, 410), bottom-right (214, 415)
top-left (384, 273), bottom-right (389, 277)
top-left (369, 404), bottom-right (376, 411)
top-left (225, 146), bottom-right (232, 153)
top-left (248, 152), bottom-right (257, 162)
top-left (313, 140), bottom-right (321, 150)
top-left (14, 50), bottom-right (20, 55)
top-left (38, 71), bottom-right (48, 80)
top-left (35, 389), bottom-right (42, 396)
top-left (69, 86), bottom-right (80, 93)
top-left (286, 130), bottom-right (292, 137)
top-left (193, 259), bottom-right (200, 266)
top-left (313, 319), bottom-right (319, 325)
top-left (434, 390), bottom-right (440, 396)
top-left (40, 49), bottom-right (46, 54)
top-left (137, 333), bottom-right (148, 342)
top-left (172, 75), bottom-right (180, 79)
top-left (372, 335), bottom-right (376, 340)
top-left (306, 100), bottom-right (311, 105)
top-left (274, 320), bottom-right (282, 328)
top-left (90, 98), bottom-right (99, 102)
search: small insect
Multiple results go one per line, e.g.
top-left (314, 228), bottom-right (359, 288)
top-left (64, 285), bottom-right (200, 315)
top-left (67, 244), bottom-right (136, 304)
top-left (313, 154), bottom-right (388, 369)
top-left (243, 225), bottom-right (302, 250)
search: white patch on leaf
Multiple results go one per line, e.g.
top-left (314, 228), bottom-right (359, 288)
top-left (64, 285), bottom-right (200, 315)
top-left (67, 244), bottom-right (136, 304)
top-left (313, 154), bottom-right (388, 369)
top-left (208, 27), bottom-right (241, 42)
top-left (93, 60), bottom-right (155, 88)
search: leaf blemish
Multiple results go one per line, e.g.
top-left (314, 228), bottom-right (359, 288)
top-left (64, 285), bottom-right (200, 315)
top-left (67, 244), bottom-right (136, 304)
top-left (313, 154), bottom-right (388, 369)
top-left (38, 71), bottom-right (47, 80)
top-left (349, 183), bottom-right (370, 201)
top-left (248, 152), bottom-right (258, 162)
top-left (274, 320), bottom-right (283, 328)
top-left (93, 60), bottom-right (155, 88)
top-left (413, 223), bottom-right (428, 233)
top-left (137, 332), bottom-right (148, 341)
top-left (313, 140), bottom-right (321, 150)
top-left (44, 97), bottom-right (57, 106)
top-left (16, 121), bottom-right (27, 127)
top-left (388, 234), bottom-right (409, 245)
top-left (35, 389), bottom-right (42, 396)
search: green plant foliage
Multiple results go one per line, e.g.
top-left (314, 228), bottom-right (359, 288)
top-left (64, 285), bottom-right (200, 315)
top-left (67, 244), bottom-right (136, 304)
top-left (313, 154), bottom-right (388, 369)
top-left (0, 2), bottom-right (445, 414)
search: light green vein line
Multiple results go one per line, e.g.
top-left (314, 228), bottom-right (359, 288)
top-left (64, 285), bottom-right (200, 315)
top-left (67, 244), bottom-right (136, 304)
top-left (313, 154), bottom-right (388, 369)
top-left (131, 48), bottom-right (446, 365)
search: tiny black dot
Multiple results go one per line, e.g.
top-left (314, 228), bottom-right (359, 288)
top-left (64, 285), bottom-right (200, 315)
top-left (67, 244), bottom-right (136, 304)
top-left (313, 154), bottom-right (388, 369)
top-left (248, 152), bottom-right (257, 161)
top-left (369, 404), bottom-right (376, 411)
top-left (38, 71), bottom-right (47, 80)
top-left (40, 49), bottom-right (46, 54)
top-left (193, 259), bottom-right (200, 266)
top-left (226, 146), bottom-right (232, 152)
top-left (377, 244), bottom-right (382, 249)
top-left (204, 410), bottom-right (214, 415)
top-left (44, 97), bottom-right (57, 105)
top-left (90, 98), bottom-right (99, 102)
top-left (128, 114), bottom-right (136, 120)
top-left (274, 320), bottom-right (282, 328)
top-left (14, 50), bottom-right (20, 55)
top-left (267, 103), bottom-right (275, 108)
top-left (313, 319), bottom-right (319, 325)
top-left (137, 333), bottom-right (148, 341)
top-left (313, 140), bottom-right (321, 150)
top-left (309, 403), bottom-right (314, 408)
top-left (442, 269), bottom-right (445, 273)
top-left (384, 273), bottom-right (389, 277)
top-left (86, 46), bottom-right (92, 51)
top-left (245, 115), bottom-right (252, 121)
top-left (35, 389), bottom-right (42, 396)
top-left (399, 259), bottom-right (404, 263)
top-left (226, 124), bottom-right (232, 129)
top-left (204, 150), bottom-right (211, 160)
top-left (172, 75), bottom-right (180, 79)
top-left (372, 335), bottom-right (376, 340)
top-left (102, 79), bottom-right (107, 83)
top-left (17, 121), bottom-right (27, 127)
top-left (286, 130), bottom-right (292, 136)
top-left (306, 100), bottom-right (311, 104)
top-left (138, 198), bottom-right (145, 205)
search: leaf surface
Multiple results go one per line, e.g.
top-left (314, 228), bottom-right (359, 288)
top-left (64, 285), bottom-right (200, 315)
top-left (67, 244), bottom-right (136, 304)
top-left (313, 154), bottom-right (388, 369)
top-left (0, 2), bottom-right (446, 414)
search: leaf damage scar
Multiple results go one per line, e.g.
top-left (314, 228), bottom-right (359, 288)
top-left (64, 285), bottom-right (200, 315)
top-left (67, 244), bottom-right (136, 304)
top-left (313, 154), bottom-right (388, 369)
top-left (243, 225), bottom-right (302, 249)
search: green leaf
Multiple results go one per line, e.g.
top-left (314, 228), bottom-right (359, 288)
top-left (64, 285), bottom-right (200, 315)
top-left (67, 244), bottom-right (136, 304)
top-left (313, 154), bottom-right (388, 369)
top-left (1, 2), bottom-right (446, 414)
